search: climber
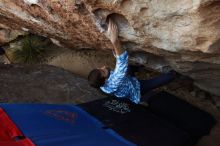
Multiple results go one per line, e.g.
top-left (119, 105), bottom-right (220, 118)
top-left (0, 47), bottom-right (11, 64)
top-left (88, 19), bottom-right (175, 104)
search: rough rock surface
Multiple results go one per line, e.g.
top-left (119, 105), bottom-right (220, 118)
top-left (0, 63), bottom-right (106, 104)
top-left (0, 0), bottom-right (220, 95)
top-left (0, 23), bottom-right (26, 45)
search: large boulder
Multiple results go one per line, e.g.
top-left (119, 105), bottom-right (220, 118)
top-left (0, 0), bottom-right (219, 95)
top-left (0, 63), bottom-right (105, 103)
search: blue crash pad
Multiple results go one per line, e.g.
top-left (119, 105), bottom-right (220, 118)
top-left (0, 104), bottom-right (136, 146)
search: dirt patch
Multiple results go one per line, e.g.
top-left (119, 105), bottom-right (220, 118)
top-left (47, 48), bottom-right (115, 77)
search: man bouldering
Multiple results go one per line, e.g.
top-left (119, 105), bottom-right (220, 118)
top-left (88, 19), bottom-right (175, 104)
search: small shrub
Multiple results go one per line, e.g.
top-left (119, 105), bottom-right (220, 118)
top-left (13, 35), bottom-right (47, 64)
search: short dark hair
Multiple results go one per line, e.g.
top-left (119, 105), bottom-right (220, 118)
top-left (88, 69), bottom-right (106, 88)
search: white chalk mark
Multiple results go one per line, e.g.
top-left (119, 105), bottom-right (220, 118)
top-left (24, 0), bottom-right (38, 5)
top-left (22, 27), bottom-right (29, 32)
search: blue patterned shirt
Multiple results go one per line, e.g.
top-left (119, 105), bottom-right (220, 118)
top-left (100, 51), bottom-right (141, 104)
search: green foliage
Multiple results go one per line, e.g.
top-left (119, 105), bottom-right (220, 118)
top-left (13, 35), bottom-right (47, 64)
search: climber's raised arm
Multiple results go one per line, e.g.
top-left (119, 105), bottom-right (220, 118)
top-left (107, 19), bottom-right (125, 56)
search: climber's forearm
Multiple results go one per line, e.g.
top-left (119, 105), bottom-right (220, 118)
top-left (107, 19), bottom-right (125, 56)
top-left (113, 39), bottom-right (124, 56)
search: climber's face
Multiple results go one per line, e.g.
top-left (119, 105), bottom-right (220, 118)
top-left (98, 66), bottom-right (110, 79)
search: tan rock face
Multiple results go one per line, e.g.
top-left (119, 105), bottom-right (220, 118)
top-left (0, 23), bottom-right (26, 45)
top-left (0, 0), bottom-right (220, 95)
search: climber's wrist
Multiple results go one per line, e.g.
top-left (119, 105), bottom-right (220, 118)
top-left (113, 40), bottom-right (124, 56)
